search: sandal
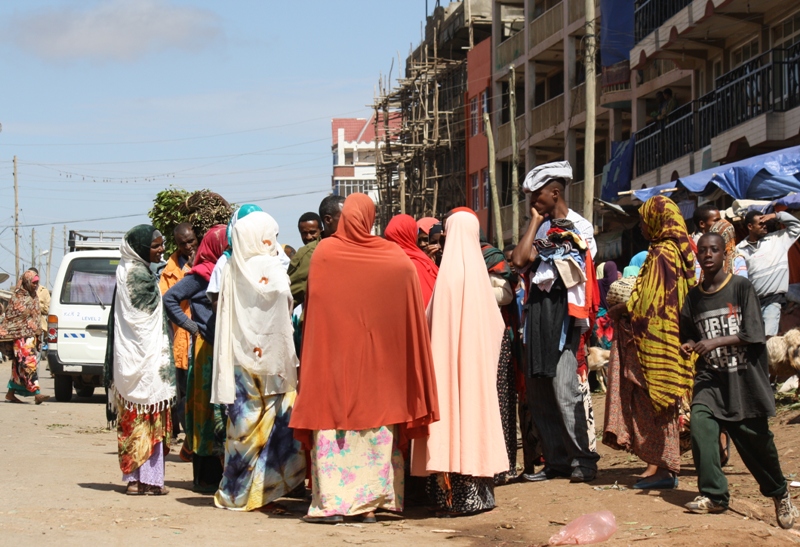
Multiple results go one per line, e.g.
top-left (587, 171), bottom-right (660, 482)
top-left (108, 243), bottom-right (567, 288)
top-left (361, 513), bottom-right (377, 524)
top-left (125, 482), bottom-right (143, 496)
top-left (5, 392), bottom-right (23, 404)
top-left (144, 485), bottom-right (169, 496)
top-left (303, 515), bottom-right (343, 524)
top-left (34, 394), bottom-right (50, 405)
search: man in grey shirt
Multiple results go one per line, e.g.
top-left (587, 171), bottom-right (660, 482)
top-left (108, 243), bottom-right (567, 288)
top-left (736, 210), bottom-right (800, 336)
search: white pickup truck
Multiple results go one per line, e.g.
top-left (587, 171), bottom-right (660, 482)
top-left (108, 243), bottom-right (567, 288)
top-left (47, 231), bottom-right (124, 402)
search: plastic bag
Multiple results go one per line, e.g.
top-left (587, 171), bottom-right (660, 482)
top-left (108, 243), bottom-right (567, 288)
top-left (548, 511), bottom-right (617, 545)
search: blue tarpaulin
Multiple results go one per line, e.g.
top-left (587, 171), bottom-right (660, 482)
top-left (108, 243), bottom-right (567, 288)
top-left (677, 145), bottom-right (800, 199)
top-left (600, 0), bottom-right (634, 67)
top-left (632, 183), bottom-right (675, 202)
top-left (601, 137), bottom-right (635, 201)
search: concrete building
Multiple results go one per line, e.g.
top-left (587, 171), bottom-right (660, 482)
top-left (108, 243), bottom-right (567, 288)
top-left (629, 0), bottom-right (800, 193)
top-left (466, 38), bottom-right (493, 232)
top-left (331, 116), bottom-right (384, 201)
top-left (490, 0), bottom-right (628, 238)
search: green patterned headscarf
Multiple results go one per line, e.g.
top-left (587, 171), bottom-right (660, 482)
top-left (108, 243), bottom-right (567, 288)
top-left (125, 224), bottom-right (162, 264)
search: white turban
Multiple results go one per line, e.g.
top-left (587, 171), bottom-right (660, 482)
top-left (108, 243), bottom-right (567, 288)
top-left (523, 161), bottom-right (573, 193)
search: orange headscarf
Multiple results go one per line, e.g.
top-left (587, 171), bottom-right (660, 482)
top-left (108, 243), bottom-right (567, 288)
top-left (385, 214), bottom-right (439, 306)
top-left (290, 193), bottom-right (439, 448)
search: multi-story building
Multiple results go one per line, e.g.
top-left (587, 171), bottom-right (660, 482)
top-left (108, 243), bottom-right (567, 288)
top-left (466, 37), bottom-right (494, 232)
top-left (629, 0), bottom-right (800, 193)
top-left (490, 0), bottom-right (629, 239)
top-left (331, 116), bottom-right (383, 201)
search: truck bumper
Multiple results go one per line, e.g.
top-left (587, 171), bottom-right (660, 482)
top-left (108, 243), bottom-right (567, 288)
top-left (47, 352), bottom-right (104, 386)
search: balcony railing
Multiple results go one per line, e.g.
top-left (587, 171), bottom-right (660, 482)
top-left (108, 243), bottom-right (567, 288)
top-left (497, 115), bottom-right (527, 151)
top-left (634, 45), bottom-right (800, 176)
top-left (496, 30), bottom-right (525, 71)
top-left (529, 3), bottom-right (563, 50)
top-left (634, 0), bottom-right (692, 43)
top-left (531, 94), bottom-right (564, 136)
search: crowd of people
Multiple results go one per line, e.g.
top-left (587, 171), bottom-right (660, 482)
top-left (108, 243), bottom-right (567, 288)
top-left (5, 159), bottom-right (800, 529)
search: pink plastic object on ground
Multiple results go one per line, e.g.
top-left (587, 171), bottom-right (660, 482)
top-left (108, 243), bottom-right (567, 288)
top-left (548, 511), bottom-right (617, 545)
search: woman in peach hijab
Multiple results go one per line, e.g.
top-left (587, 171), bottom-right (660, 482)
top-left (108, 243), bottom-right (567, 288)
top-left (411, 210), bottom-right (507, 516)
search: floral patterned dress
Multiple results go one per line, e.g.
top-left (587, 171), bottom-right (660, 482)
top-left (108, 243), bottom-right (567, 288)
top-left (308, 426), bottom-right (405, 517)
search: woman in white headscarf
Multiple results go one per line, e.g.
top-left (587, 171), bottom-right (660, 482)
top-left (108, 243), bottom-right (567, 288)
top-left (104, 224), bottom-right (175, 496)
top-left (211, 211), bottom-right (305, 511)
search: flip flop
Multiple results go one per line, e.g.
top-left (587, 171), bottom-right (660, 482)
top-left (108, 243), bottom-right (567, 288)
top-left (303, 515), bottom-right (343, 524)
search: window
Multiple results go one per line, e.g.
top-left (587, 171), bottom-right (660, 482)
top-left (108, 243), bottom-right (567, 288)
top-left (483, 169), bottom-right (490, 210)
top-left (471, 173), bottom-right (480, 211)
top-left (60, 257), bottom-right (118, 306)
top-left (731, 37), bottom-right (759, 68)
top-left (333, 179), bottom-right (375, 197)
top-left (481, 91), bottom-right (489, 133)
top-left (470, 97), bottom-right (479, 137)
top-left (344, 150), bottom-right (354, 165)
top-left (773, 11), bottom-right (800, 48)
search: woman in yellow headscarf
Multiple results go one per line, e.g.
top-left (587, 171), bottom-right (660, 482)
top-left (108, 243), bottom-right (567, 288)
top-left (603, 196), bottom-right (696, 490)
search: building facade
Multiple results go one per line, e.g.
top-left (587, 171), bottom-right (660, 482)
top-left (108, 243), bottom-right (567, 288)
top-left (331, 117), bottom-right (382, 201)
top-left (466, 37), bottom-right (493, 232)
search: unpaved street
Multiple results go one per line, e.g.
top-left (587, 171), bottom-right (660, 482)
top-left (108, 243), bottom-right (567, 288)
top-left (3, 378), bottom-right (800, 546)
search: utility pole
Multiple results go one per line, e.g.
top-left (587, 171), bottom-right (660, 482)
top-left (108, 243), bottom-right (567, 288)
top-left (31, 228), bottom-right (35, 271)
top-left (509, 65), bottom-right (520, 245)
top-left (47, 227), bottom-right (54, 290)
top-left (583, 0), bottom-right (597, 224)
top-left (483, 112), bottom-right (504, 251)
top-left (13, 156), bottom-right (19, 280)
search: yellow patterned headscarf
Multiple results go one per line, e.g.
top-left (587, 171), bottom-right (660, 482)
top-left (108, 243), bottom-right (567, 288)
top-left (627, 196), bottom-right (697, 411)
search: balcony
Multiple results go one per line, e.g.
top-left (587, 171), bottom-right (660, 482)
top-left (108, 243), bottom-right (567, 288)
top-left (531, 94), bottom-right (565, 136)
top-left (634, 0), bottom-right (692, 43)
top-left (571, 75), bottom-right (603, 119)
top-left (496, 30), bottom-right (525, 71)
top-left (497, 115), bottom-right (527, 151)
top-left (529, 3), bottom-right (563, 51)
top-left (633, 44), bottom-right (800, 176)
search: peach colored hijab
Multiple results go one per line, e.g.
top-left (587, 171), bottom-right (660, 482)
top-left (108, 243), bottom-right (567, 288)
top-left (411, 211), bottom-right (507, 477)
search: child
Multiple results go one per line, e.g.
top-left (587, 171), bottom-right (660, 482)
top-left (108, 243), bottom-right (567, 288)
top-left (679, 232), bottom-right (797, 528)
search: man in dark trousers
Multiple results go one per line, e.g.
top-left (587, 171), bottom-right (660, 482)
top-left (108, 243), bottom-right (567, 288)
top-left (680, 232), bottom-right (798, 528)
top-left (512, 161), bottom-right (600, 483)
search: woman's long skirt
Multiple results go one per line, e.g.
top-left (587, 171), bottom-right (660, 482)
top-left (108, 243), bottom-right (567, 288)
top-left (117, 401), bottom-right (171, 487)
top-left (7, 337), bottom-right (41, 396)
top-left (602, 317), bottom-right (681, 474)
top-left (307, 426), bottom-right (405, 517)
top-left (494, 331), bottom-right (518, 484)
top-left (426, 473), bottom-right (495, 514)
top-left (184, 335), bottom-right (225, 488)
top-left (214, 367), bottom-right (306, 511)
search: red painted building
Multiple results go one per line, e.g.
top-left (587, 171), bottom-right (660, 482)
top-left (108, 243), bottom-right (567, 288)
top-left (465, 38), bottom-right (492, 234)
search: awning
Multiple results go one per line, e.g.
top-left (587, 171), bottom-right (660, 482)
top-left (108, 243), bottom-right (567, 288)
top-left (628, 182), bottom-right (676, 202)
top-left (677, 145), bottom-right (800, 199)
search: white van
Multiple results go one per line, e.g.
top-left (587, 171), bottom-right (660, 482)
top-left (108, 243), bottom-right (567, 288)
top-left (47, 231), bottom-right (123, 402)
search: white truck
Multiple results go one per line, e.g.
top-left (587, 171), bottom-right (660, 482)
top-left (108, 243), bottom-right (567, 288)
top-left (47, 230), bottom-right (124, 402)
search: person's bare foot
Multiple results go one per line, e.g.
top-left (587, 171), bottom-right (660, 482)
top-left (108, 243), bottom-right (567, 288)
top-left (635, 464), bottom-right (660, 479)
top-left (5, 391), bottom-right (22, 403)
top-left (34, 394), bottom-right (50, 405)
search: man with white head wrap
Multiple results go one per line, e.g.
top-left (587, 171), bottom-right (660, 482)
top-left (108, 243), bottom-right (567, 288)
top-left (511, 161), bottom-right (600, 484)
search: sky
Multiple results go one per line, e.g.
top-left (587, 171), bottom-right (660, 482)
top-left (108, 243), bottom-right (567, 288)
top-left (0, 0), bottom-right (430, 287)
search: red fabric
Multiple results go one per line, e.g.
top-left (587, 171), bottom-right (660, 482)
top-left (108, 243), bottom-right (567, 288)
top-left (450, 207), bottom-right (478, 218)
top-left (290, 193), bottom-right (439, 449)
top-left (567, 251), bottom-right (600, 321)
top-left (385, 214), bottom-right (439, 307)
top-left (187, 225), bottom-right (227, 282)
top-left (416, 217), bottom-right (440, 235)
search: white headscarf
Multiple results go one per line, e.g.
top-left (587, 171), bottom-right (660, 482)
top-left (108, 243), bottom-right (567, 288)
top-left (111, 237), bottom-right (175, 412)
top-left (523, 160), bottom-right (573, 192)
top-left (211, 211), bottom-right (298, 404)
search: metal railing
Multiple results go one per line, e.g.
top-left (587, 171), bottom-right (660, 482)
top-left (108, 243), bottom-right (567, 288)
top-left (634, 0), bottom-right (693, 43)
top-left (529, 2), bottom-right (563, 50)
top-left (634, 45), bottom-right (800, 176)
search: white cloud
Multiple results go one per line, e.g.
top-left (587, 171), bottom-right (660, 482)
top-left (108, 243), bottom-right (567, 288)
top-left (6, 0), bottom-right (222, 62)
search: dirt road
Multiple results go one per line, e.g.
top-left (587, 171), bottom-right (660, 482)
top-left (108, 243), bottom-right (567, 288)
top-left (3, 378), bottom-right (800, 546)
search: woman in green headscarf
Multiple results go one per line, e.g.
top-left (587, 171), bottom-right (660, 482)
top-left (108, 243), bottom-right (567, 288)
top-left (105, 225), bottom-right (175, 496)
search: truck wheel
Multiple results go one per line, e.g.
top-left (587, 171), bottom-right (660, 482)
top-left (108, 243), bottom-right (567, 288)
top-left (76, 386), bottom-right (95, 398)
top-left (54, 375), bottom-right (73, 402)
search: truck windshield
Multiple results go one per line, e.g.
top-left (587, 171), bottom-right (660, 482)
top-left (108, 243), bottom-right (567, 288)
top-left (60, 257), bottom-right (118, 306)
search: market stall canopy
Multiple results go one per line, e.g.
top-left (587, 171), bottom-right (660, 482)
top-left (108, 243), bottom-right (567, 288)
top-left (678, 145), bottom-right (800, 199)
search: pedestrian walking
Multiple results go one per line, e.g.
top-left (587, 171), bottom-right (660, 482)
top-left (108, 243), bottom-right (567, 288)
top-left (104, 225), bottom-right (174, 496)
top-left (681, 232), bottom-right (799, 529)
top-left (164, 224), bottom-right (228, 493)
top-left (290, 192), bottom-right (439, 524)
top-left (3, 270), bottom-right (49, 404)
top-left (212, 211), bottom-right (306, 511)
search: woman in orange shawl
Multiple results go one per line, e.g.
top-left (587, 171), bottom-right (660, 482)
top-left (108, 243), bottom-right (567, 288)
top-left (603, 196), bottom-right (696, 489)
top-left (385, 214), bottom-right (438, 306)
top-left (411, 210), bottom-right (507, 516)
top-left (290, 193), bottom-right (439, 524)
